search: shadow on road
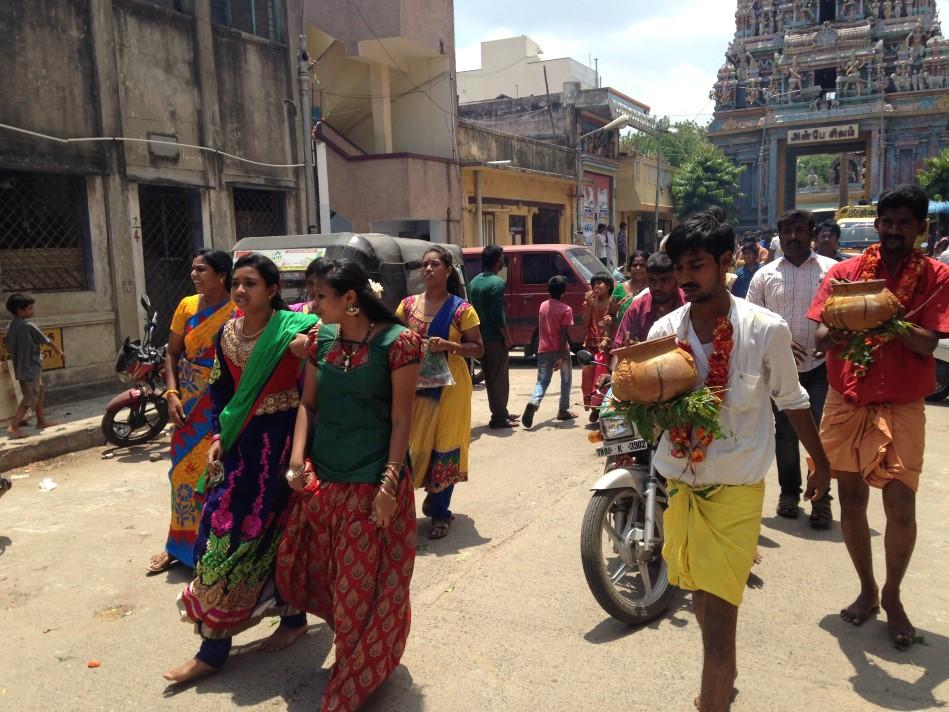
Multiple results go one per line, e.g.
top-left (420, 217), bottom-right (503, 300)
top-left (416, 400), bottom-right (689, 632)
top-left (0, 535), bottom-right (11, 557)
top-left (760, 514), bottom-right (881, 544)
top-left (101, 441), bottom-right (169, 465)
top-left (415, 513), bottom-right (491, 558)
top-left (161, 628), bottom-right (424, 711)
top-left (582, 587), bottom-right (692, 644)
top-left (470, 424), bottom-right (517, 442)
top-left (818, 612), bottom-right (948, 710)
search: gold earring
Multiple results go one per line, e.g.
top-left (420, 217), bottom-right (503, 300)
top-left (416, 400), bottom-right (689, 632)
top-left (346, 303), bottom-right (360, 316)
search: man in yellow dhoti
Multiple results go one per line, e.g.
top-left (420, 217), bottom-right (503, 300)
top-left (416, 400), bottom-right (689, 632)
top-left (649, 212), bottom-right (832, 711)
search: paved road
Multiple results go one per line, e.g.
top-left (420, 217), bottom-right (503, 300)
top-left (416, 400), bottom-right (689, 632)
top-left (2, 363), bottom-right (947, 711)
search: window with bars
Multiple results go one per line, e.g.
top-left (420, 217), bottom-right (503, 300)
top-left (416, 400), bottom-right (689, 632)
top-left (0, 171), bottom-right (92, 293)
top-left (233, 188), bottom-right (286, 239)
top-left (211, 0), bottom-right (285, 42)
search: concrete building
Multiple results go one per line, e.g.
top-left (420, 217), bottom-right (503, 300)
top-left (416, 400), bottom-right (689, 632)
top-left (458, 121), bottom-right (577, 246)
top-left (303, 0), bottom-right (461, 241)
top-left (0, 0), bottom-right (306, 399)
top-left (458, 81), bottom-right (652, 247)
top-left (457, 36), bottom-right (598, 103)
top-left (615, 152), bottom-right (675, 253)
top-left (708, 0), bottom-right (949, 231)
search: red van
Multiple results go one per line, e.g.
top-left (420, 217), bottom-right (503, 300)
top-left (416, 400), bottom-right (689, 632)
top-left (462, 244), bottom-right (609, 356)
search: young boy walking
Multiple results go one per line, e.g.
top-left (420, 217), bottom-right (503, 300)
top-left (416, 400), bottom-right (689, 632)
top-left (522, 276), bottom-right (576, 428)
top-left (4, 293), bottom-right (63, 438)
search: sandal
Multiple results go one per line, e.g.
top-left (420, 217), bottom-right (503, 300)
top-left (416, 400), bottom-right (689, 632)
top-left (429, 516), bottom-right (454, 540)
top-left (776, 493), bottom-right (800, 519)
top-left (809, 493), bottom-right (834, 530)
top-left (556, 410), bottom-right (577, 420)
top-left (147, 552), bottom-right (179, 575)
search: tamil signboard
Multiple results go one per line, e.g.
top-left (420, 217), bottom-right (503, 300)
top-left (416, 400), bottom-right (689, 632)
top-left (232, 247), bottom-right (326, 272)
top-left (787, 124), bottom-right (859, 145)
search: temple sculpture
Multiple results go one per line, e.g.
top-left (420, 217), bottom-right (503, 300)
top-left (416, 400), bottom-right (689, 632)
top-left (708, 0), bottom-right (949, 231)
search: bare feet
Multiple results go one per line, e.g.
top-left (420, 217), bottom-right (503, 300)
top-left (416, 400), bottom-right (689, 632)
top-left (147, 552), bottom-right (178, 575)
top-left (36, 420), bottom-right (58, 430)
top-left (5, 426), bottom-right (27, 439)
top-left (258, 623), bottom-right (308, 653)
top-left (840, 588), bottom-right (880, 626)
top-left (163, 657), bottom-right (217, 684)
top-left (881, 586), bottom-right (916, 648)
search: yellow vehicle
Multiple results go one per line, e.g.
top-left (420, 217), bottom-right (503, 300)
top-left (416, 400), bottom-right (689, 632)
top-left (836, 203), bottom-right (928, 254)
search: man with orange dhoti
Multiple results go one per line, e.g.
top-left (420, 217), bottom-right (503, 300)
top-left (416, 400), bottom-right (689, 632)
top-left (809, 185), bottom-right (949, 648)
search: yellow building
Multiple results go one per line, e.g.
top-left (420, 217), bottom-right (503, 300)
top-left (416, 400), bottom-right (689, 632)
top-left (458, 120), bottom-right (576, 246)
top-left (616, 151), bottom-right (674, 253)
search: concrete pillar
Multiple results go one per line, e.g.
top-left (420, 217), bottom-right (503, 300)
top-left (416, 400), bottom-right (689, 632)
top-left (839, 152), bottom-right (850, 208)
top-left (192, 2), bottom-right (231, 248)
top-left (370, 63), bottom-right (394, 154)
top-left (475, 169), bottom-right (484, 246)
top-left (88, 0), bottom-right (139, 348)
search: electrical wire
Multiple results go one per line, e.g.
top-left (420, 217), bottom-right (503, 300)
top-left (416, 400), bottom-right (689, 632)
top-left (315, 72), bottom-right (450, 100)
top-left (0, 123), bottom-right (303, 168)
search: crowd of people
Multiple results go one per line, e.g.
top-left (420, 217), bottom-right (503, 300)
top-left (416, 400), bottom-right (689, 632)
top-left (4, 179), bottom-right (946, 710)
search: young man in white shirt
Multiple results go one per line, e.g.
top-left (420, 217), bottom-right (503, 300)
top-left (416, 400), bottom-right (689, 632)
top-left (649, 211), bottom-right (831, 712)
top-left (746, 209), bottom-right (838, 527)
top-left (594, 223), bottom-right (609, 267)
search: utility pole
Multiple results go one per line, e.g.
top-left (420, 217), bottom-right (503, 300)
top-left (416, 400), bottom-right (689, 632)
top-left (298, 33), bottom-right (318, 233)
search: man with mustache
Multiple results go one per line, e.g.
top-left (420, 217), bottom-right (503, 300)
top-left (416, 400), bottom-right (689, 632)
top-left (746, 210), bottom-right (838, 527)
top-left (648, 211), bottom-right (831, 711)
top-left (809, 185), bottom-right (949, 648)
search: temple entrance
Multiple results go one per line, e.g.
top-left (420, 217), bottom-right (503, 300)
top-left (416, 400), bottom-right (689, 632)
top-left (780, 137), bottom-right (872, 217)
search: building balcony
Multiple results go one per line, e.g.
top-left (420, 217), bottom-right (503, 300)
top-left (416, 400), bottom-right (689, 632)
top-left (457, 121), bottom-right (576, 178)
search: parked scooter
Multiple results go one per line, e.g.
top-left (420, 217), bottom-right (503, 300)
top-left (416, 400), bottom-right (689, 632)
top-left (927, 338), bottom-right (949, 402)
top-left (101, 295), bottom-right (168, 446)
top-left (578, 349), bottom-right (676, 625)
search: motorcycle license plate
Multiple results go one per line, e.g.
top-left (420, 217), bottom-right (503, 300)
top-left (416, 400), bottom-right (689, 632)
top-left (596, 438), bottom-right (648, 458)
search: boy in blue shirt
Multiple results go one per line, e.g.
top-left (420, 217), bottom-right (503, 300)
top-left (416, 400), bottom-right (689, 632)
top-left (5, 293), bottom-right (64, 438)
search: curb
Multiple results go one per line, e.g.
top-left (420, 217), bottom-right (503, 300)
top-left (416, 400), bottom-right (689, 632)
top-left (0, 418), bottom-right (106, 473)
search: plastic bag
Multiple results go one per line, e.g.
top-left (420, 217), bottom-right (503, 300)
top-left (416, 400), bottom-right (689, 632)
top-left (417, 342), bottom-right (456, 390)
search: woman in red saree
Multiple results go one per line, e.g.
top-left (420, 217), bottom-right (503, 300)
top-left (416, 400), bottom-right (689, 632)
top-left (277, 258), bottom-right (421, 711)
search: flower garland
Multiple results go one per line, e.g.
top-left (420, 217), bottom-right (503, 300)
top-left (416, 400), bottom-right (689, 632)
top-left (840, 244), bottom-right (925, 377)
top-left (668, 316), bottom-right (733, 464)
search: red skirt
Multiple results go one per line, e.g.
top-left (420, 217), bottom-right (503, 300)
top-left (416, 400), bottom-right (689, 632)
top-left (276, 472), bottom-right (416, 712)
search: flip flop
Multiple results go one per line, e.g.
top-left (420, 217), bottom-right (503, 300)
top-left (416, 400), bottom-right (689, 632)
top-left (6, 430), bottom-right (28, 439)
top-left (429, 516), bottom-right (454, 540)
top-left (556, 410), bottom-right (578, 420)
top-left (147, 553), bottom-right (179, 575)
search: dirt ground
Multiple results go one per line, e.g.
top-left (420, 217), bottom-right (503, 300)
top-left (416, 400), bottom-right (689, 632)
top-left (1, 362), bottom-right (947, 711)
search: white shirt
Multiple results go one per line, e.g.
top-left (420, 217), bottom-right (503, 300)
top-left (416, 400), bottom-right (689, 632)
top-left (770, 235), bottom-right (783, 259)
top-left (594, 231), bottom-right (608, 258)
top-left (605, 230), bottom-right (617, 268)
top-left (744, 252), bottom-right (837, 373)
top-left (647, 296), bottom-right (810, 487)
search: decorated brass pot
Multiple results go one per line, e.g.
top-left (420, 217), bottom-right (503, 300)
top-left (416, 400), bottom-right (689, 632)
top-left (821, 279), bottom-right (901, 332)
top-left (611, 335), bottom-right (698, 404)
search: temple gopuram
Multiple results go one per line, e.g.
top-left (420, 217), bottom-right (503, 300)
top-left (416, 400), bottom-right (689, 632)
top-left (707, 0), bottom-right (949, 230)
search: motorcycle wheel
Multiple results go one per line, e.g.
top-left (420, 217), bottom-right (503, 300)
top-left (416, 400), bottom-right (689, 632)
top-left (101, 396), bottom-right (169, 447)
top-left (470, 358), bottom-right (485, 385)
top-left (580, 487), bottom-right (675, 625)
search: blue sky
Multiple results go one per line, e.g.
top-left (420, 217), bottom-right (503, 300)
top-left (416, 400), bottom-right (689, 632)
top-left (454, 0), bottom-right (949, 123)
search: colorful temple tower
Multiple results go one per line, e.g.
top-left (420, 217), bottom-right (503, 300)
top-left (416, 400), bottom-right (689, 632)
top-left (708, 0), bottom-right (949, 230)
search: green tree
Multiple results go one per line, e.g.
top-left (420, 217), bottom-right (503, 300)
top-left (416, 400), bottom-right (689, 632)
top-left (671, 145), bottom-right (746, 220)
top-left (796, 154), bottom-right (835, 189)
top-left (918, 148), bottom-right (949, 234)
top-left (620, 120), bottom-right (711, 168)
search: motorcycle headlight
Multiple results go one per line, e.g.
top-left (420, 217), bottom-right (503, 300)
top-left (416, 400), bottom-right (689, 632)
top-left (600, 415), bottom-right (634, 441)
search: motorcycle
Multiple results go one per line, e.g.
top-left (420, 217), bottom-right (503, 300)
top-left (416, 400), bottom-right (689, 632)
top-left (926, 338), bottom-right (949, 402)
top-left (101, 295), bottom-right (169, 447)
top-left (577, 350), bottom-right (676, 625)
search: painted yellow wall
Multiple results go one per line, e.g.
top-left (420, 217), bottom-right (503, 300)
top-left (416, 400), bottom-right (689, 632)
top-left (460, 167), bottom-right (575, 247)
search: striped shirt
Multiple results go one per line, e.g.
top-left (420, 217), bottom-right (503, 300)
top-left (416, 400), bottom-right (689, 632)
top-left (745, 252), bottom-right (838, 373)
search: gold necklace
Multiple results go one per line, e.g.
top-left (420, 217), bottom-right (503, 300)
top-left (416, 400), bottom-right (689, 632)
top-left (337, 321), bottom-right (375, 372)
top-left (240, 311), bottom-right (273, 340)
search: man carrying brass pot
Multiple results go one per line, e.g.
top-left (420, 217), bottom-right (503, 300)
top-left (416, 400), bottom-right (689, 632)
top-left (808, 184), bottom-right (949, 648)
top-left (650, 211), bottom-right (831, 711)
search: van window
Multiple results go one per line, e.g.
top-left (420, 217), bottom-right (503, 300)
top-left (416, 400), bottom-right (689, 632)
top-left (522, 252), bottom-right (577, 284)
top-left (567, 248), bottom-right (608, 282)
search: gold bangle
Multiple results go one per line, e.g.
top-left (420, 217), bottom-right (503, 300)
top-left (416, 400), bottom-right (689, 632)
top-left (163, 389), bottom-right (180, 400)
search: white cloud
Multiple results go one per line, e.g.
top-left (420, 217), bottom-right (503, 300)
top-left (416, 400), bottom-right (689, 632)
top-left (456, 0), bottom-right (949, 122)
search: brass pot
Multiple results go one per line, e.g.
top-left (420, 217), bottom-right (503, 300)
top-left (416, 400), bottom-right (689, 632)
top-left (821, 279), bottom-right (901, 332)
top-left (612, 335), bottom-right (698, 404)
